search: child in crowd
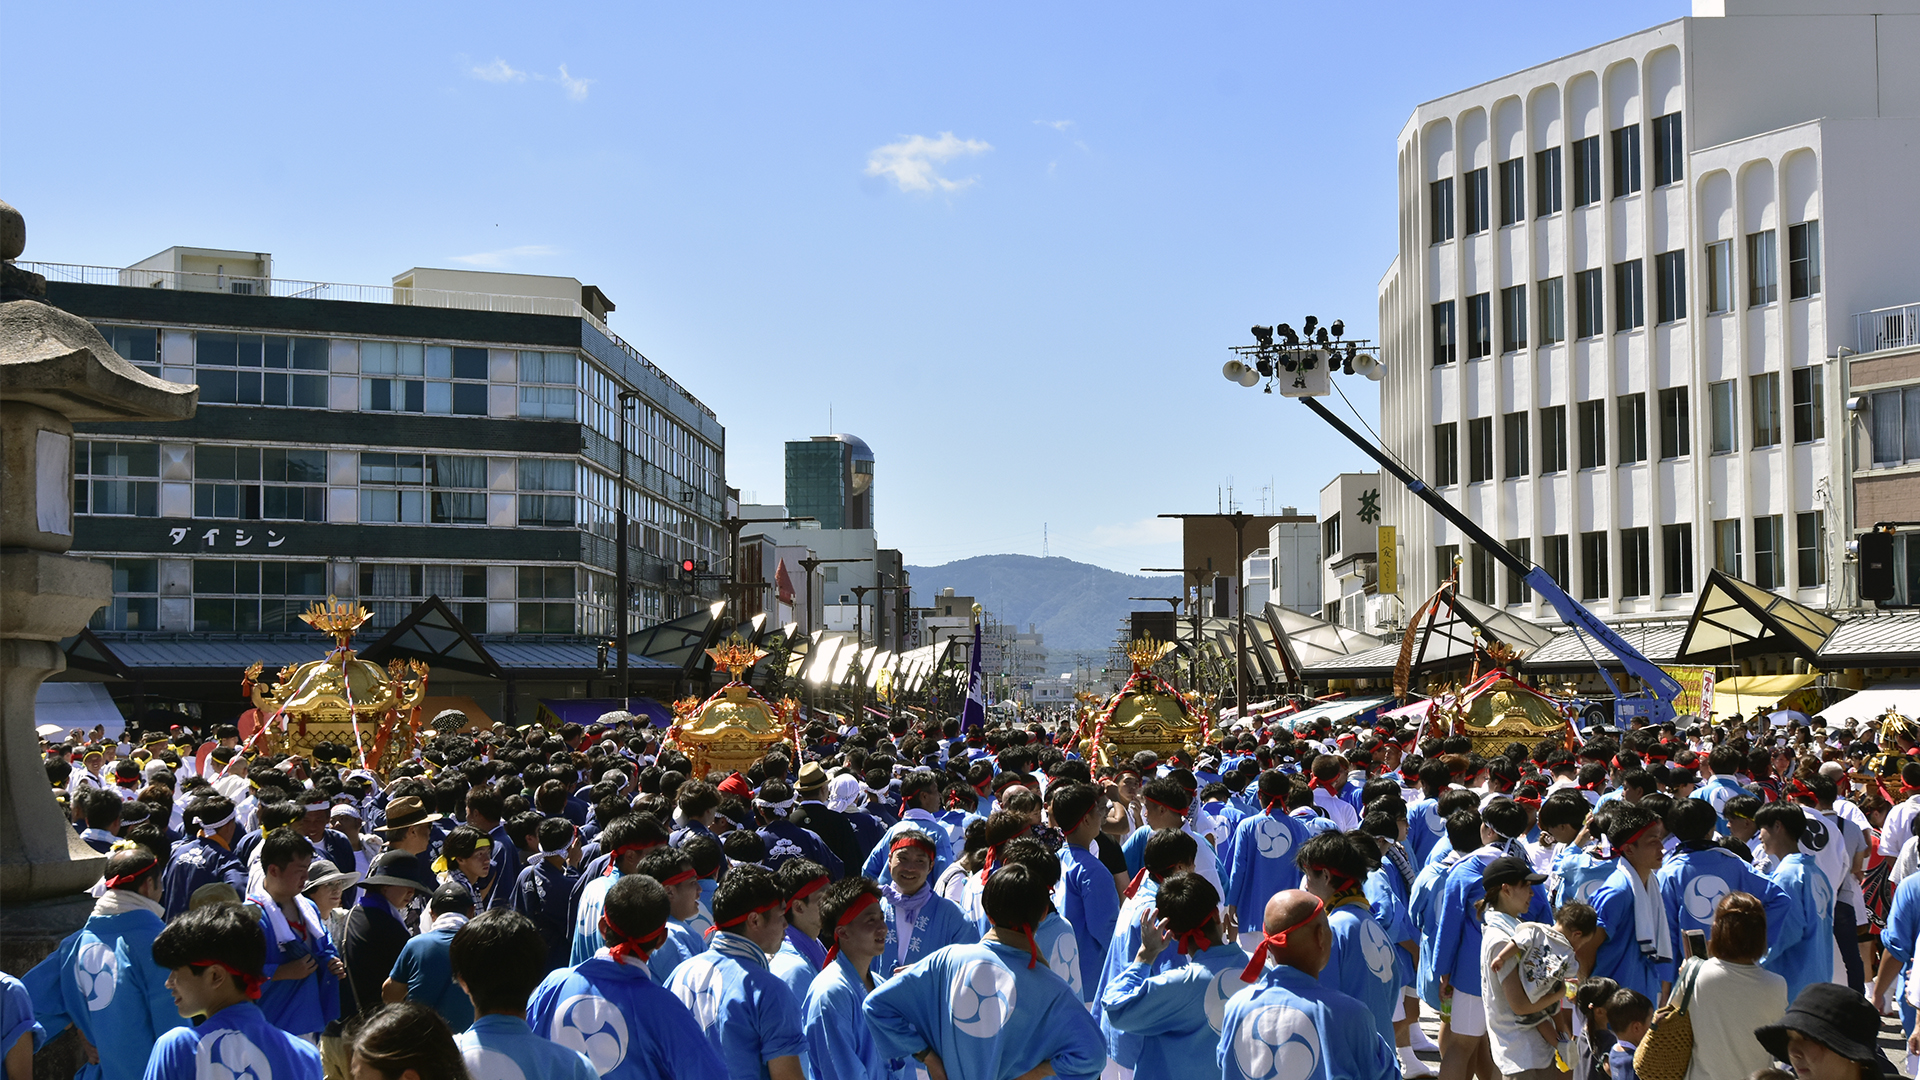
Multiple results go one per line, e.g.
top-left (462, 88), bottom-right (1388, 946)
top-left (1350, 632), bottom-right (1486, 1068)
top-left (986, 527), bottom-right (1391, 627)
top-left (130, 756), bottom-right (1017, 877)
top-left (1602, 987), bottom-right (1651, 1080)
top-left (1570, 977), bottom-right (1618, 1080)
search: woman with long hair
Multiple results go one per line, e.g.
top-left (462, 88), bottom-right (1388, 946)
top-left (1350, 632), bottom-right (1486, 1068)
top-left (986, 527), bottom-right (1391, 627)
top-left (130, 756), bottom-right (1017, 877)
top-left (349, 1001), bottom-right (470, 1080)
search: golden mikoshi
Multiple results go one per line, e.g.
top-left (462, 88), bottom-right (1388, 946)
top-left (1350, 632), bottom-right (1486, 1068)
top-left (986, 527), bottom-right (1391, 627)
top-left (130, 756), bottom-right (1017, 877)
top-left (245, 597), bottom-right (428, 776)
top-left (666, 634), bottom-right (801, 780)
top-left (1078, 636), bottom-right (1205, 767)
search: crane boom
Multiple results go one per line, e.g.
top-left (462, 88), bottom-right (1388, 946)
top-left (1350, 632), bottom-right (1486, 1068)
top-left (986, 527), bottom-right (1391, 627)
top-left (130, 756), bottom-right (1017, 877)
top-left (1299, 396), bottom-right (1681, 724)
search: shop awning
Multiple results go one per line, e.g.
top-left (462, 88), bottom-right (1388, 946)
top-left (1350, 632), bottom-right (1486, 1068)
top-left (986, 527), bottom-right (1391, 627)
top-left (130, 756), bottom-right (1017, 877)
top-left (1815, 681), bottom-right (1920, 725)
top-left (1258, 694), bottom-right (1396, 732)
top-left (1713, 673), bottom-right (1819, 717)
top-left (1675, 570), bottom-right (1837, 664)
top-left (536, 697), bottom-right (675, 729)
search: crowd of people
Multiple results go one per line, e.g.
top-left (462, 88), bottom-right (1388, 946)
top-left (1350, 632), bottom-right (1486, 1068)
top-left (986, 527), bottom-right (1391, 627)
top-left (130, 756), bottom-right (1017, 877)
top-left (5, 704), bottom-right (1916, 1079)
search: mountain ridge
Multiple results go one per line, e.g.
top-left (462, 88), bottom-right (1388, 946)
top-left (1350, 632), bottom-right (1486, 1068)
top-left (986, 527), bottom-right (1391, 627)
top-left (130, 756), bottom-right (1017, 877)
top-left (904, 554), bottom-right (1183, 654)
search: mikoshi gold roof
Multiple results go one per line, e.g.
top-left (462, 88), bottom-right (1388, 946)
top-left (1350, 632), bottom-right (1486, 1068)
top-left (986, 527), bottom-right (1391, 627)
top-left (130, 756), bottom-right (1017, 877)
top-left (667, 634), bottom-right (799, 780)
top-left (245, 597), bottom-right (428, 776)
top-left (1079, 637), bottom-right (1204, 767)
top-left (1430, 664), bottom-right (1573, 757)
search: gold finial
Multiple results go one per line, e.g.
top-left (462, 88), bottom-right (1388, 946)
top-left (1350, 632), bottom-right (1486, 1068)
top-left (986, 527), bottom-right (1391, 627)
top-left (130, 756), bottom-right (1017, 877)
top-left (704, 633), bottom-right (767, 682)
top-left (299, 596), bottom-right (373, 647)
top-left (1125, 635), bottom-right (1176, 672)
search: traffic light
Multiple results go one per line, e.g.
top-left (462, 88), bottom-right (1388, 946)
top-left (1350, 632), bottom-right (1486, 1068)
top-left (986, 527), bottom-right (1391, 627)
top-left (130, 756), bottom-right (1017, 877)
top-left (681, 558), bottom-right (697, 588)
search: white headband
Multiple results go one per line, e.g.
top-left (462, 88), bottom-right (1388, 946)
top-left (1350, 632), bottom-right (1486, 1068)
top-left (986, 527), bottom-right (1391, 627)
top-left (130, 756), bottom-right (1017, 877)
top-left (197, 808), bottom-right (236, 835)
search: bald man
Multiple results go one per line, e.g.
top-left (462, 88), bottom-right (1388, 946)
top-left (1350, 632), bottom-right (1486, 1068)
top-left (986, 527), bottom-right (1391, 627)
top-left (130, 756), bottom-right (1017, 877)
top-left (1217, 890), bottom-right (1399, 1080)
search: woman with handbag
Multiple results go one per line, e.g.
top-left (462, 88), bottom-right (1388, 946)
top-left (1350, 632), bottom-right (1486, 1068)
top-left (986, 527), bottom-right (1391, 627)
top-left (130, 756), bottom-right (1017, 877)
top-left (1679, 891), bottom-right (1788, 1080)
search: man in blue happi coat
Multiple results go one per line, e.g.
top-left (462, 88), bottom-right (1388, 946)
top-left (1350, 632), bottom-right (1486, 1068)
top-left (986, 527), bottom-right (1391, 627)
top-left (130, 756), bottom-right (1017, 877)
top-left (1218, 888), bottom-right (1399, 1080)
top-left (665, 864), bottom-right (808, 1080)
top-left (864, 862), bottom-right (1106, 1080)
top-left (1754, 802), bottom-right (1835, 1003)
top-left (23, 847), bottom-right (185, 1080)
top-left (571, 815), bottom-right (668, 964)
top-left (1224, 771), bottom-right (1315, 951)
top-left (450, 908), bottom-right (598, 1080)
top-left (1694, 744), bottom-right (1754, 834)
top-left (1094, 830), bottom-right (1196, 1073)
top-left (159, 793), bottom-right (249, 919)
top-left (875, 830), bottom-right (974, 981)
top-left (1103, 871), bottom-right (1253, 1080)
top-left (249, 828), bottom-right (344, 1039)
top-left (527, 873), bottom-right (726, 1080)
top-left (1656, 797), bottom-right (1794, 960)
top-left (632, 846), bottom-right (708, 983)
top-left (804, 877), bottom-right (908, 1080)
top-left (1298, 831), bottom-right (1402, 1055)
top-left (1579, 803), bottom-right (1679, 1011)
top-left (143, 903), bottom-right (323, 1080)
top-left (1049, 781), bottom-right (1120, 1002)
top-left (861, 771), bottom-right (955, 886)
top-left (510, 817), bottom-right (582, 973)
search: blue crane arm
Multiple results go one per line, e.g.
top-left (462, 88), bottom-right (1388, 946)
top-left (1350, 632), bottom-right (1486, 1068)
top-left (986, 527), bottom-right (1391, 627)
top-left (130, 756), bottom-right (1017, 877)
top-left (1298, 398), bottom-right (1680, 718)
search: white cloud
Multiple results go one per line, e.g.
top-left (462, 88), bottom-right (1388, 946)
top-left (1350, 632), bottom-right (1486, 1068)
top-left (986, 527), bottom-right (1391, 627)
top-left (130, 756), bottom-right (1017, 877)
top-left (556, 64), bottom-right (593, 101)
top-left (463, 57), bottom-right (592, 101)
top-left (468, 58), bottom-right (527, 83)
top-left (864, 132), bottom-right (992, 193)
top-left (1034, 119), bottom-right (1073, 131)
top-left (447, 244), bottom-right (560, 270)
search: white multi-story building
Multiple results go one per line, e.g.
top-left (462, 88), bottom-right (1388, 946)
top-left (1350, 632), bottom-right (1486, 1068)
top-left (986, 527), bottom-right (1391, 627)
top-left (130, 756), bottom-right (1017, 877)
top-left (1376, 0), bottom-right (1920, 622)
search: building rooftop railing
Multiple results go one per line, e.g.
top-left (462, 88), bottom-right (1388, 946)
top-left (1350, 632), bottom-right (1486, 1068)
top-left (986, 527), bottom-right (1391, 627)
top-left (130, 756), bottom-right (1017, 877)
top-left (1856, 302), bottom-right (1920, 356)
top-left (22, 261), bottom-right (717, 421)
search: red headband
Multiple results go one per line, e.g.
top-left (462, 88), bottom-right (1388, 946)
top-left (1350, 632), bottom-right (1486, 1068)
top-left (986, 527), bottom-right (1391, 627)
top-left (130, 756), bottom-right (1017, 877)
top-left (1172, 912), bottom-right (1219, 956)
top-left (1620, 822), bottom-right (1659, 849)
top-left (790, 875), bottom-right (829, 905)
top-left (1143, 795), bottom-right (1188, 817)
top-left (890, 834), bottom-right (937, 858)
top-left (1123, 868), bottom-right (1149, 900)
top-left (103, 861), bottom-right (158, 891)
top-left (605, 839), bottom-right (663, 874)
top-left (1239, 896), bottom-right (1326, 982)
top-left (1015, 922), bottom-right (1042, 969)
top-left (822, 892), bottom-right (881, 966)
top-left (657, 867), bottom-right (698, 888)
top-left (188, 959), bottom-right (264, 1000)
top-left (711, 897), bottom-right (787, 933)
top-left (600, 912), bottom-right (668, 966)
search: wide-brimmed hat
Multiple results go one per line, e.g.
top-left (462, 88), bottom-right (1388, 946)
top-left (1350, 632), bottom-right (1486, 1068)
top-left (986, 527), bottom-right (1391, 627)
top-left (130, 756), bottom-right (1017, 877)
top-left (1754, 983), bottom-right (1893, 1070)
top-left (303, 858), bottom-right (362, 895)
top-left (378, 796), bottom-right (441, 833)
top-left (362, 851), bottom-right (435, 893)
top-left (796, 762), bottom-right (829, 793)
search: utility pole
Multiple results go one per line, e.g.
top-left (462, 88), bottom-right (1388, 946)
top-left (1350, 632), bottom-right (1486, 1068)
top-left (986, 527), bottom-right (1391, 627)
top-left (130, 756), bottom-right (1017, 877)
top-left (1142, 566), bottom-right (1213, 694)
top-left (1155, 511), bottom-right (1256, 718)
top-left (796, 555), bottom-right (869, 636)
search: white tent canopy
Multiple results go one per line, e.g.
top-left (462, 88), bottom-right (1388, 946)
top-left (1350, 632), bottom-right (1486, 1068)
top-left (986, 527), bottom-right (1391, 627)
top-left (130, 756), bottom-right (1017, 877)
top-left (34, 682), bottom-right (124, 740)
top-left (1816, 681), bottom-right (1920, 725)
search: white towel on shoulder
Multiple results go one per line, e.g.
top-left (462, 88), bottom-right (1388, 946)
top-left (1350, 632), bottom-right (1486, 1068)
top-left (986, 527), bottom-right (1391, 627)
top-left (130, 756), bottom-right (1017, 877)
top-left (1620, 863), bottom-right (1671, 963)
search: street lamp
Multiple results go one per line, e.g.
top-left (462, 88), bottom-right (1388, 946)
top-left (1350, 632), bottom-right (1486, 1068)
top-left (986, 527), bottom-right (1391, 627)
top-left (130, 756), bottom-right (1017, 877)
top-left (796, 555), bottom-right (870, 636)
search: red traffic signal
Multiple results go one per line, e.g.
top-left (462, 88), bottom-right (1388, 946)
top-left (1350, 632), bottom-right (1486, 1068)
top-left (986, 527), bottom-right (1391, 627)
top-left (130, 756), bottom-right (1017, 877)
top-left (681, 559), bottom-right (697, 574)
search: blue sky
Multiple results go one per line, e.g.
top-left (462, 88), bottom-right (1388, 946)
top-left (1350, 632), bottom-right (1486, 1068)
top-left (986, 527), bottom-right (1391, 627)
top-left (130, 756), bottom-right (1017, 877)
top-left (6, 0), bottom-right (1682, 574)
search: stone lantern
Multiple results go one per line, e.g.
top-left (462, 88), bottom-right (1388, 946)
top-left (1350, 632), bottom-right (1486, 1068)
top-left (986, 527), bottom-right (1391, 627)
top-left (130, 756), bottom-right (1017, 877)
top-left (0, 198), bottom-right (195, 970)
